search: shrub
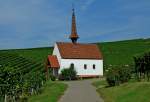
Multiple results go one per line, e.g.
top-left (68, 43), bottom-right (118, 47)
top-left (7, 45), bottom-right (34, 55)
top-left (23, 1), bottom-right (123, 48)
top-left (134, 52), bottom-right (150, 81)
top-left (59, 66), bottom-right (77, 80)
top-left (106, 65), bottom-right (131, 86)
top-left (118, 67), bottom-right (131, 83)
top-left (50, 75), bottom-right (56, 81)
top-left (106, 68), bottom-right (120, 86)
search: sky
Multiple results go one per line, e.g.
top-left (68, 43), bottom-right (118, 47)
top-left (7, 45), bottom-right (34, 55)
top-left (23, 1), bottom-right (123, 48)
top-left (0, 0), bottom-right (150, 49)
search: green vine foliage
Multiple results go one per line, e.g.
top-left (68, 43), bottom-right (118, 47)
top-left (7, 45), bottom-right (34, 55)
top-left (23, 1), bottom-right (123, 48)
top-left (0, 52), bottom-right (46, 101)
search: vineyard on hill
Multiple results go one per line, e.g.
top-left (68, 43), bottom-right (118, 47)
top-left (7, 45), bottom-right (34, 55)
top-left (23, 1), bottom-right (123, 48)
top-left (0, 51), bottom-right (47, 101)
top-left (0, 38), bottom-right (150, 101)
top-left (8, 47), bottom-right (53, 62)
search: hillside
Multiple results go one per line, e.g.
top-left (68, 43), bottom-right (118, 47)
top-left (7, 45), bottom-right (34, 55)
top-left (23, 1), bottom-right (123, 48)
top-left (98, 38), bottom-right (150, 67)
top-left (0, 38), bottom-right (149, 101)
top-left (0, 51), bottom-right (47, 101)
top-left (3, 47), bottom-right (53, 63)
top-left (1, 38), bottom-right (150, 67)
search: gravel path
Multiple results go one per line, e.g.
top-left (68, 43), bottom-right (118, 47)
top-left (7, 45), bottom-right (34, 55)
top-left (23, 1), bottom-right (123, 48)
top-left (58, 79), bottom-right (104, 102)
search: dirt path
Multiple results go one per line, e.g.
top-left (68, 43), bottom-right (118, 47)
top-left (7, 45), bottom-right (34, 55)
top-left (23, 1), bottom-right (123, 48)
top-left (58, 79), bottom-right (104, 102)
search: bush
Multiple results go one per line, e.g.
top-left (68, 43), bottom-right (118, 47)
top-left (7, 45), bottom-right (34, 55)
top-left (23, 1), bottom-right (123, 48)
top-left (106, 68), bottom-right (119, 86)
top-left (118, 67), bottom-right (131, 83)
top-left (59, 66), bottom-right (77, 80)
top-left (50, 75), bottom-right (56, 81)
top-left (106, 65), bottom-right (131, 86)
top-left (134, 52), bottom-right (150, 81)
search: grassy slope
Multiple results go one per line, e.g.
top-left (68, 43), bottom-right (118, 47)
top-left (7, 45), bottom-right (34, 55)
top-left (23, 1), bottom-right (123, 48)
top-left (98, 38), bottom-right (150, 66)
top-left (93, 81), bottom-right (150, 102)
top-left (28, 81), bottom-right (67, 102)
top-left (1, 47), bottom-right (53, 63)
top-left (1, 38), bottom-right (149, 66)
top-left (0, 47), bottom-right (53, 76)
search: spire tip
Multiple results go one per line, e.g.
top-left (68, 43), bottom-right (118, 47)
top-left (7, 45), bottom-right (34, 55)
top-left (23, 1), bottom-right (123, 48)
top-left (72, 3), bottom-right (75, 12)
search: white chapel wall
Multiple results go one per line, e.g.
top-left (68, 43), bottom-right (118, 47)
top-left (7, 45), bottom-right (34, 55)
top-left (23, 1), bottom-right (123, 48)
top-left (59, 59), bottom-right (103, 76)
top-left (52, 43), bottom-right (62, 64)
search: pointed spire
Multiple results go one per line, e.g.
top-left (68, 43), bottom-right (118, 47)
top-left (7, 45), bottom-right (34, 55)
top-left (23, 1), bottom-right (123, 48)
top-left (69, 7), bottom-right (79, 44)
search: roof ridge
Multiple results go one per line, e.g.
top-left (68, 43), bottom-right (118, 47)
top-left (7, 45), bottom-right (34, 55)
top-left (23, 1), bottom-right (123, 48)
top-left (56, 42), bottom-right (97, 45)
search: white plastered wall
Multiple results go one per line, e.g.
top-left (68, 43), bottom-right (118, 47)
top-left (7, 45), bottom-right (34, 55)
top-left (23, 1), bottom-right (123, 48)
top-left (60, 59), bottom-right (103, 76)
top-left (52, 43), bottom-right (61, 64)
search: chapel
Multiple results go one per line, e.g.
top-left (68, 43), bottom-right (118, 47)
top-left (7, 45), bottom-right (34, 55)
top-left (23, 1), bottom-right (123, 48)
top-left (46, 8), bottom-right (103, 78)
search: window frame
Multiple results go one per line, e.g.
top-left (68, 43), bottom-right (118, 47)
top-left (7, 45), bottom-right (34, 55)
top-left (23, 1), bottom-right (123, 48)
top-left (70, 63), bottom-right (74, 68)
top-left (84, 64), bottom-right (87, 69)
top-left (93, 64), bottom-right (96, 69)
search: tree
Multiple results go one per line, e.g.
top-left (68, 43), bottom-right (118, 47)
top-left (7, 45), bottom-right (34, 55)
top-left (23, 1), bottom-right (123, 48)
top-left (134, 52), bottom-right (150, 81)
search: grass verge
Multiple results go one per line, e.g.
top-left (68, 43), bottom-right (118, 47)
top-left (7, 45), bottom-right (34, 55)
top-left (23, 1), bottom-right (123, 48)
top-left (28, 80), bottom-right (67, 102)
top-left (93, 80), bottom-right (150, 102)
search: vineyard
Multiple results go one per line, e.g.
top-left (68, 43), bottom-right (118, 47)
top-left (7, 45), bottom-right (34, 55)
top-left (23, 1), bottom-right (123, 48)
top-left (0, 38), bottom-right (150, 101)
top-left (8, 47), bottom-right (53, 62)
top-left (0, 51), bottom-right (47, 101)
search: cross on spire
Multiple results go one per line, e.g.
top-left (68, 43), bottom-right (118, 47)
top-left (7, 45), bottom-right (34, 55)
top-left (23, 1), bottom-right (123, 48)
top-left (69, 8), bottom-right (79, 44)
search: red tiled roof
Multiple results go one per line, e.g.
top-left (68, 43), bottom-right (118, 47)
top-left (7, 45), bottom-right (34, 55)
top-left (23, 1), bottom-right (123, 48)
top-left (47, 55), bottom-right (60, 68)
top-left (56, 42), bottom-right (103, 59)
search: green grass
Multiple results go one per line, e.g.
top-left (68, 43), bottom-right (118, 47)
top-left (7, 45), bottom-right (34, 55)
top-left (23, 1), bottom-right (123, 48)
top-left (92, 79), bottom-right (107, 88)
top-left (99, 38), bottom-right (150, 66)
top-left (93, 80), bottom-right (150, 102)
top-left (28, 81), bottom-right (67, 102)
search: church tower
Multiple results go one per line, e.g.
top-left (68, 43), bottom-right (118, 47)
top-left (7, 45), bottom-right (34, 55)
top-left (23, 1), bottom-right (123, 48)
top-left (69, 8), bottom-right (79, 43)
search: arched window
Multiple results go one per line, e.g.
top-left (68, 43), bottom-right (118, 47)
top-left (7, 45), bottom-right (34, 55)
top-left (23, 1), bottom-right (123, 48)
top-left (84, 64), bottom-right (87, 69)
top-left (93, 64), bottom-right (96, 69)
top-left (70, 63), bottom-right (74, 68)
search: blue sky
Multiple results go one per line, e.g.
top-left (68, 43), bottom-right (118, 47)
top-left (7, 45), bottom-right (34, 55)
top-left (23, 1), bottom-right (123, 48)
top-left (0, 0), bottom-right (150, 49)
